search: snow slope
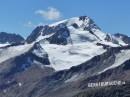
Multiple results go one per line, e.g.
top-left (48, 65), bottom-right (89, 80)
top-left (0, 44), bottom-right (33, 63)
top-left (68, 26), bottom-right (98, 43)
top-left (41, 43), bottom-right (106, 71)
top-left (0, 43), bottom-right (10, 47)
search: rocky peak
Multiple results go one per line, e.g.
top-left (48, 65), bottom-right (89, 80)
top-left (26, 16), bottom-right (104, 44)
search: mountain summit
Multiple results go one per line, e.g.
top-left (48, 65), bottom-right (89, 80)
top-left (26, 16), bottom-right (103, 44)
top-left (26, 16), bottom-right (127, 46)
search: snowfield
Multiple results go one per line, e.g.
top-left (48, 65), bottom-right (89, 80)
top-left (0, 43), bottom-right (10, 47)
top-left (41, 43), bottom-right (106, 71)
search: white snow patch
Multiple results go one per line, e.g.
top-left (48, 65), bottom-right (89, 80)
top-left (49, 17), bottom-right (85, 27)
top-left (18, 82), bottom-right (22, 87)
top-left (68, 26), bottom-right (98, 44)
top-left (0, 43), bottom-right (10, 47)
top-left (41, 42), bottom-right (106, 71)
top-left (3, 89), bottom-right (7, 93)
top-left (36, 33), bottom-right (54, 43)
top-left (93, 29), bottom-right (107, 41)
top-left (99, 41), bottom-right (120, 47)
top-left (65, 73), bottom-right (84, 83)
top-left (49, 19), bottom-right (68, 27)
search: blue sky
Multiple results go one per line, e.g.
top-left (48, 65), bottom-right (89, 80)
top-left (0, 0), bottom-right (130, 38)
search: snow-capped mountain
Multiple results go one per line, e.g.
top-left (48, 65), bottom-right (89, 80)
top-left (26, 16), bottom-right (106, 44)
top-left (0, 16), bottom-right (130, 97)
top-left (25, 16), bottom-right (128, 71)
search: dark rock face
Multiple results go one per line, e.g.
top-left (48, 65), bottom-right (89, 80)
top-left (105, 34), bottom-right (112, 41)
top-left (114, 33), bottom-right (130, 44)
top-left (29, 42), bottom-right (50, 65)
top-left (104, 34), bottom-right (119, 44)
top-left (0, 32), bottom-right (24, 44)
top-left (26, 24), bottom-right (71, 45)
top-left (71, 23), bottom-right (79, 29)
top-left (26, 26), bottom-right (44, 43)
top-left (79, 16), bottom-right (88, 21)
top-left (46, 23), bottom-right (70, 45)
top-left (0, 58), bottom-right (54, 97)
top-left (79, 16), bottom-right (101, 31)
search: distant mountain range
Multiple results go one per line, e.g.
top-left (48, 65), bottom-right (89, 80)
top-left (0, 16), bottom-right (130, 97)
top-left (0, 32), bottom-right (24, 44)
